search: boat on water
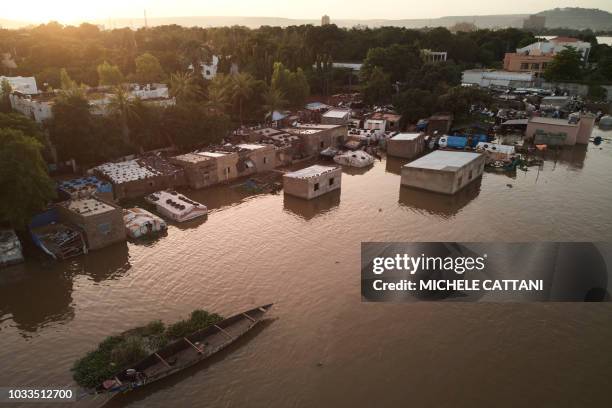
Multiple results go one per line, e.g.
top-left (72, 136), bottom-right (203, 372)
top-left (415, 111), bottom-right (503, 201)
top-left (88, 304), bottom-right (273, 401)
top-left (333, 150), bottom-right (375, 168)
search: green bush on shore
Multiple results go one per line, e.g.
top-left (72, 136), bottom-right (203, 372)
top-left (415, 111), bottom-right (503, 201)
top-left (72, 310), bottom-right (223, 388)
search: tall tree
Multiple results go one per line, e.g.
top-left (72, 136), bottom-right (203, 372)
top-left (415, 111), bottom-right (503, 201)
top-left (97, 61), bottom-right (124, 86)
top-left (135, 52), bottom-right (165, 84)
top-left (543, 47), bottom-right (583, 81)
top-left (230, 73), bottom-right (255, 125)
top-left (169, 71), bottom-right (202, 104)
top-left (0, 79), bottom-right (12, 113)
top-left (107, 86), bottom-right (140, 146)
top-left (0, 129), bottom-right (56, 229)
top-left (361, 66), bottom-right (392, 106)
top-left (263, 87), bottom-right (288, 119)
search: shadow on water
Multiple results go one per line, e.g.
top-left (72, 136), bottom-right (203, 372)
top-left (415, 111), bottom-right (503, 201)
top-left (535, 144), bottom-right (588, 170)
top-left (104, 318), bottom-right (276, 408)
top-left (183, 182), bottom-right (274, 213)
top-left (282, 189), bottom-right (341, 221)
top-left (340, 164), bottom-right (375, 176)
top-left (0, 242), bottom-right (130, 333)
top-left (398, 177), bottom-right (482, 218)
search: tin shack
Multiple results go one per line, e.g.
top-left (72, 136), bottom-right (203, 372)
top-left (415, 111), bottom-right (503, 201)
top-left (401, 151), bottom-right (484, 195)
top-left (283, 165), bottom-right (342, 200)
top-left (386, 133), bottom-right (425, 159)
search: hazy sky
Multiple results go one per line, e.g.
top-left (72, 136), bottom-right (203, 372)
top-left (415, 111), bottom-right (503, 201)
top-left (4, 0), bottom-right (612, 23)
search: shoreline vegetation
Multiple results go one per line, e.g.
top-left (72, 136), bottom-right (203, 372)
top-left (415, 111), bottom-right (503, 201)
top-left (72, 309), bottom-right (223, 389)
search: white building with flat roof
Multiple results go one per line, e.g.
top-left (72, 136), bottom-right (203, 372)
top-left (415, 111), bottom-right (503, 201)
top-left (461, 69), bottom-right (535, 88)
top-left (0, 76), bottom-right (38, 95)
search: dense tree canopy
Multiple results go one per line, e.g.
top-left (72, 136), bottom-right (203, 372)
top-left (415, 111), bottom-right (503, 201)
top-left (543, 47), bottom-right (584, 82)
top-left (0, 128), bottom-right (55, 229)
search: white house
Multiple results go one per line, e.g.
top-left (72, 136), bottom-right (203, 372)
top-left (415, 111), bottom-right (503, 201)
top-left (190, 55), bottom-right (220, 80)
top-left (9, 93), bottom-right (53, 123)
top-left (0, 76), bottom-right (39, 95)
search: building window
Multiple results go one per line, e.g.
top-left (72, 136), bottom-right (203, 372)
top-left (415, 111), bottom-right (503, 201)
top-left (314, 182), bottom-right (320, 191)
top-left (329, 177), bottom-right (334, 186)
top-left (542, 62), bottom-right (548, 69)
top-left (226, 167), bottom-right (230, 174)
top-left (469, 170), bottom-right (473, 180)
top-left (263, 156), bottom-right (268, 164)
top-left (520, 63), bottom-right (529, 70)
top-left (531, 63), bottom-right (540, 70)
top-left (457, 176), bottom-right (463, 187)
top-left (98, 222), bottom-right (111, 235)
top-left (320, 141), bottom-right (325, 148)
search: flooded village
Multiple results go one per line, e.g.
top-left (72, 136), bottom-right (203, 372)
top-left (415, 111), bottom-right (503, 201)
top-left (1, 18), bottom-right (612, 408)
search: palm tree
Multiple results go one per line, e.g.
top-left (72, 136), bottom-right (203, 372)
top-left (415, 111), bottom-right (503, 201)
top-left (169, 71), bottom-right (201, 104)
top-left (230, 73), bottom-right (255, 125)
top-left (263, 87), bottom-right (288, 120)
top-left (205, 86), bottom-right (229, 114)
top-left (107, 85), bottom-right (140, 146)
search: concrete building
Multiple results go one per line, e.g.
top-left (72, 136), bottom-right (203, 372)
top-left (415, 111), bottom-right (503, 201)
top-left (0, 76), bottom-right (38, 94)
top-left (283, 165), bottom-right (341, 200)
top-left (387, 133), bottom-right (425, 159)
top-left (503, 53), bottom-right (553, 77)
top-left (369, 112), bottom-right (402, 132)
top-left (525, 115), bottom-right (595, 146)
top-left (94, 156), bottom-right (185, 200)
top-left (321, 15), bottom-right (330, 25)
top-left (191, 55), bottom-right (219, 80)
top-left (170, 153), bottom-right (218, 189)
top-left (427, 113), bottom-right (453, 136)
top-left (461, 69), bottom-right (535, 88)
top-left (56, 198), bottom-right (126, 250)
top-left (145, 191), bottom-right (207, 223)
top-left (401, 151), bottom-right (485, 195)
top-left (195, 143), bottom-right (277, 183)
top-left (283, 123), bottom-right (347, 156)
top-left (321, 108), bottom-right (351, 125)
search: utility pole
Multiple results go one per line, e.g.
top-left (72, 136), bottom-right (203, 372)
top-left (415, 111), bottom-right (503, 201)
top-left (144, 9), bottom-right (148, 29)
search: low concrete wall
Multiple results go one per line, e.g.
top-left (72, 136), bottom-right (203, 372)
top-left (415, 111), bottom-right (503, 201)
top-left (387, 135), bottom-right (425, 159)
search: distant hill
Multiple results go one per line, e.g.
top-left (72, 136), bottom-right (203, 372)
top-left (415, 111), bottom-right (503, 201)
top-left (1, 7), bottom-right (611, 31)
top-left (536, 7), bottom-right (612, 30)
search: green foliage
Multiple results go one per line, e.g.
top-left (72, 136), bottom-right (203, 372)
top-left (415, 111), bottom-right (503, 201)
top-left (0, 129), bottom-right (56, 229)
top-left (393, 89), bottom-right (437, 125)
top-left (437, 86), bottom-right (492, 117)
top-left (587, 84), bottom-right (607, 101)
top-left (97, 61), bottom-right (124, 86)
top-left (270, 62), bottom-right (310, 108)
top-left (361, 43), bottom-right (422, 83)
top-left (263, 87), bottom-right (288, 116)
top-left (135, 52), bottom-right (165, 84)
top-left (162, 102), bottom-right (231, 150)
top-left (0, 113), bottom-right (44, 143)
top-left (543, 47), bottom-right (584, 82)
top-left (361, 66), bottom-right (392, 106)
top-left (169, 71), bottom-right (202, 104)
top-left (0, 79), bottom-right (12, 112)
top-left (72, 310), bottom-right (223, 388)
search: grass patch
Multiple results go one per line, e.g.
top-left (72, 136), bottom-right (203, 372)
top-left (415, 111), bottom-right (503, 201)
top-left (72, 310), bottom-right (223, 388)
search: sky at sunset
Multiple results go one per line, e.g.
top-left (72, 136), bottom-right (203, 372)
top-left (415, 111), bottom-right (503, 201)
top-left (4, 0), bottom-right (612, 24)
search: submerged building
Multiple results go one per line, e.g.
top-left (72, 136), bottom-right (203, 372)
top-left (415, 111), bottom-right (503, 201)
top-left (386, 133), bottom-right (425, 159)
top-left (401, 151), bottom-right (485, 195)
top-left (283, 165), bottom-right (342, 200)
top-left (525, 115), bottom-right (595, 146)
top-left (56, 198), bottom-right (126, 250)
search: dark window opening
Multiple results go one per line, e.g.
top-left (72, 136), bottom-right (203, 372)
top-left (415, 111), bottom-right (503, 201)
top-left (329, 177), bottom-right (335, 186)
top-left (314, 183), bottom-right (320, 191)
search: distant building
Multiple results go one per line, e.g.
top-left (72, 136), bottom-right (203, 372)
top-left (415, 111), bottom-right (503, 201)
top-left (321, 15), bottom-right (330, 26)
top-left (523, 15), bottom-right (546, 30)
top-left (503, 37), bottom-right (591, 76)
top-left (0, 76), bottom-right (38, 94)
top-left (427, 113), bottom-right (453, 136)
top-left (9, 92), bottom-right (54, 123)
top-left (421, 49), bottom-right (448, 63)
top-left (283, 165), bottom-right (341, 200)
top-left (321, 108), bottom-right (351, 125)
top-left (283, 123), bottom-right (347, 156)
top-left (401, 151), bottom-right (485, 195)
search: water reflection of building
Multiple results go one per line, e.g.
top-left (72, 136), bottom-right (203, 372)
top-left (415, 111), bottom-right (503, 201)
top-left (537, 144), bottom-right (587, 170)
top-left (0, 265), bottom-right (74, 333)
top-left (398, 177), bottom-right (481, 218)
top-left (385, 155), bottom-right (410, 175)
top-left (283, 189), bottom-right (341, 220)
top-left (0, 242), bottom-right (130, 332)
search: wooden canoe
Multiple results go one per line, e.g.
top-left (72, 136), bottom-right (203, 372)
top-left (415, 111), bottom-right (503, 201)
top-left (94, 304), bottom-right (273, 397)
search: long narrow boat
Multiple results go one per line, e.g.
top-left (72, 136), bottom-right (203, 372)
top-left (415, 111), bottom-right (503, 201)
top-left (91, 304), bottom-right (273, 399)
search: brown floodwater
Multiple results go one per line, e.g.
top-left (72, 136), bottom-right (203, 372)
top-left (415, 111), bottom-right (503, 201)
top-left (1, 129), bottom-right (612, 407)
